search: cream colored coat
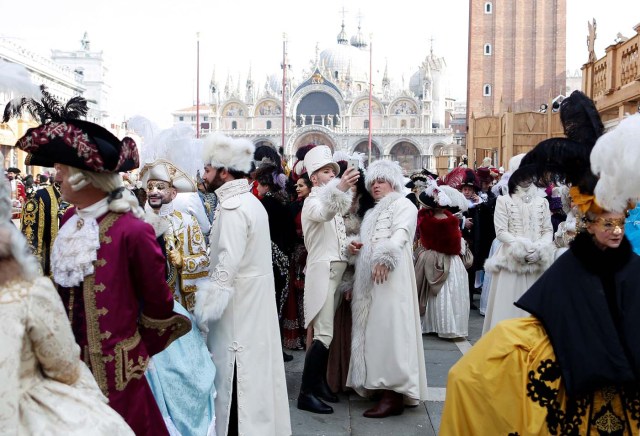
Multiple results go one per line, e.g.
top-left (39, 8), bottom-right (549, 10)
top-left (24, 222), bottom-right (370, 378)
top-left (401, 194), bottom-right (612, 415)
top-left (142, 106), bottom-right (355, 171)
top-left (302, 178), bottom-right (353, 327)
top-left (194, 179), bottom-right (291, 436)
top-left (483, 187), bottom-right (554, 333)
top-left (347, 193), bottom-right (428, 402)
top-left (0, 276), bottom-right (133, 435)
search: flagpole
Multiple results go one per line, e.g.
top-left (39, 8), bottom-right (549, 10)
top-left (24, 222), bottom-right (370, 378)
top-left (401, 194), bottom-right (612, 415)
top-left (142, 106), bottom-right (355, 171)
top-left (368, 33), bottom-right (373, 165)
top-left (282, 33), bottom-right (287, 155)
top-left (196, 32), bottom-right (201, 138)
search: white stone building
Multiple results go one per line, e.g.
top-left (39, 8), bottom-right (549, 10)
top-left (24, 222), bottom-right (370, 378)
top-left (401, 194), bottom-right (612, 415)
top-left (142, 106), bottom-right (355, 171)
top-left (0, 33), bottom-right (111, 169)
top-left (172, 20), bottom-right (459, 174)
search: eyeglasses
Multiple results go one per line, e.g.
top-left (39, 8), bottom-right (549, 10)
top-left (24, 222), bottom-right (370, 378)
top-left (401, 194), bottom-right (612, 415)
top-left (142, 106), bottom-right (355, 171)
top-left (592, 217), bottom-right (626, 233)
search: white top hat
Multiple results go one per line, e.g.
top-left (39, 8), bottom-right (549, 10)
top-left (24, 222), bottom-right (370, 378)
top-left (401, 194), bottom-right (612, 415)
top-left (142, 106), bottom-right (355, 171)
top-left (304, 145), bottom-right (340, 176)
top-left (140, 158), bottom-right (196, 193)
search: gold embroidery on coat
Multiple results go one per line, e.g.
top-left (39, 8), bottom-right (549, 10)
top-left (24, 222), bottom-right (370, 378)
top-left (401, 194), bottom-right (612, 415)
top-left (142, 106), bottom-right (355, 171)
top-left (82, 212), bottom-right (120, 395)
top-left (114, 331), bottom-right (149, 391)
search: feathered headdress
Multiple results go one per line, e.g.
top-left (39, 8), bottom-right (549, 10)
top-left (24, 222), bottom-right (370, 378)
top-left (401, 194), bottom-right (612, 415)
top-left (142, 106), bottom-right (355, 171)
top-left (128, 116), bottom-right (202, 180)
top-left (419, 177), bottom-right (468, 212)
top-left (590, 113), bottom-right (640, 213)
top-left (3, 85), bottom-right (88, 124)
top-left (520, 91), bottom-right (603, 199)
top-left (519, 91), bottom-right (605, 216)
top-left (291, 144), bottom-right (316, 181)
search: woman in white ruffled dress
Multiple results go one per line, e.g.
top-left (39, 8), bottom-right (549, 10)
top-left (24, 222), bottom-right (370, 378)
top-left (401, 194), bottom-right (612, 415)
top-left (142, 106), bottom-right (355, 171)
top-left (482, 165), bottom-right (554, 334)
top-left (0, 173), bottom-right (133, 435)
top-left (415, 182), bottom-right (472, 339)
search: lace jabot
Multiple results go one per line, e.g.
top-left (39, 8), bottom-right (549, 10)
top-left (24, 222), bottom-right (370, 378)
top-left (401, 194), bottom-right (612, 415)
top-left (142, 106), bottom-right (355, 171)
top-left (51, 198), bottom-right (108, 288)
top-left (215, 179), bottom-right (251, 204)
top-left (513, 184), bottom-right (539, 204)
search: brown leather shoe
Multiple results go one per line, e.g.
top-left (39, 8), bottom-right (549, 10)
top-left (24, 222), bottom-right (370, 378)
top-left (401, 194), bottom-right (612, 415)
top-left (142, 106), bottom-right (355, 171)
top-left (363, 390), bottom-right (404, 418)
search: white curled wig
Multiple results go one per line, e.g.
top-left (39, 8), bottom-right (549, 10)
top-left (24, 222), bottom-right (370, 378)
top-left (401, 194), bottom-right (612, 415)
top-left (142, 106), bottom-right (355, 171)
top-left (67, 166), bottom-right (144, 219)
top-left (364, 160), bottom-right (405, 193)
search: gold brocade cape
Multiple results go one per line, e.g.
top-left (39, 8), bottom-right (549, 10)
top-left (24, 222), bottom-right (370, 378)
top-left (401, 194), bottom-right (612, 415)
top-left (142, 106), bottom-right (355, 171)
top-left (440, 317), bottom-right (640, 435)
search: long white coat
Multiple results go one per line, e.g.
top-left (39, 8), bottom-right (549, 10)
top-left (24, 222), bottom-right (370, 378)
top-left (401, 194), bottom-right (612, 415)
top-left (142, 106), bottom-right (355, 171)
top-left (347, 193), bottom-right (428, 402)
top-left (482, 186), bottom-right (554, 333)
top-left (194, 179), bottom-right (291, 436)
top-left (302, 178), bottom-right (353, 327)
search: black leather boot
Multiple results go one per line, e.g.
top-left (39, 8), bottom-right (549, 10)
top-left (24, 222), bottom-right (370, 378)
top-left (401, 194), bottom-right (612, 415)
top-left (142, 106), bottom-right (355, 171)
top-left (314, 342), bottom-right (339, 403)
top-left (297, 340), bottom-right (334, 414)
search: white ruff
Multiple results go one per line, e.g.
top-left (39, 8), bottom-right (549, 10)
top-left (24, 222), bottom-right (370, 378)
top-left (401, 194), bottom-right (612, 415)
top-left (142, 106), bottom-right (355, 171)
top-left (51, 214), bottom-right (101, 287)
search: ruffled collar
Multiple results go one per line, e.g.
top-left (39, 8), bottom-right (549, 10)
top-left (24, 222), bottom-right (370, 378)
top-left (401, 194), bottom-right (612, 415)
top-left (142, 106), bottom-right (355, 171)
top-left (215, 179), bottom-right (251, 204)
top-left (145, 202), bottom-right (174, 217)
top-left (76, 197), bottom-right (109, 219)
top-left (52, 205), bottom-right (104, 288)
top-left (513, 184), bottom-right (538, 203)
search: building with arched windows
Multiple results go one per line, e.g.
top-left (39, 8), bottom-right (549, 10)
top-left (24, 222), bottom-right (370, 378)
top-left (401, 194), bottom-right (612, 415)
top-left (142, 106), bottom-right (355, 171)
top-left (172, 19), bottom-right (462, 174)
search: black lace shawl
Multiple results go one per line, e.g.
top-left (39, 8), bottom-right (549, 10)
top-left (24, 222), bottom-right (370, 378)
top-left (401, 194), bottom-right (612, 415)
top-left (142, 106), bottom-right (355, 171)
top-left (516, 232), bottom-right (640, 396)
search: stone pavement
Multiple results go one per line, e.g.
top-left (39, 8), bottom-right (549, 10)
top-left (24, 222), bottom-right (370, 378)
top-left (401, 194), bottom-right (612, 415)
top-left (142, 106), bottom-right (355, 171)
top-left (285, 295), bottom-right (485, 436)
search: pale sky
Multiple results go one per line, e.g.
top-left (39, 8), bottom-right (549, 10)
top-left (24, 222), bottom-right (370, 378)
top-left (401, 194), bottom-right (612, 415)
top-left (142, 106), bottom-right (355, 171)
top-left (1, 0), bottom-right (638, 127)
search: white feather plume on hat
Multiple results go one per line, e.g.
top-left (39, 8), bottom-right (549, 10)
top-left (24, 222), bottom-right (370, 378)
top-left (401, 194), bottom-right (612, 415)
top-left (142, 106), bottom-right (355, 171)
top-left (364, 160), bottom-right (405, 193)
top-left (591, 113), bottom-right (640, 212)
top-left (202, 133), bottom-right (255, 174)
top-left (128, 116), bottom-right (203, 179)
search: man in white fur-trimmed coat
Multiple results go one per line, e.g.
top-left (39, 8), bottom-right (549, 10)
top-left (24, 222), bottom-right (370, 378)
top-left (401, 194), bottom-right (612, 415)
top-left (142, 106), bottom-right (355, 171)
top-left (194, 133), bottom-right (291, 436)
top-left (297, 145), bottom-right (360, 414)
top-left (346, 159), bottom-right (428, 418)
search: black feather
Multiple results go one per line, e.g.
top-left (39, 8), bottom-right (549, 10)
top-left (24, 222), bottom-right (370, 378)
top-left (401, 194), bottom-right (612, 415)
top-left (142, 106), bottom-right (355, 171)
top-left (520, 91), bottom-right (603, 195)
top-left (560, 90), bottom-right (604, 149)
top-left (2, 84), bottom-right (88, 124)
top-left (520, 137), bottom-right (598, 194)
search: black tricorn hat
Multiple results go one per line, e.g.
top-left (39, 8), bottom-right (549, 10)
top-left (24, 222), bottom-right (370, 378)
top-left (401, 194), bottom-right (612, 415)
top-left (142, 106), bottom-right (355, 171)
top-left (20, 119), bottom-right (139, 172)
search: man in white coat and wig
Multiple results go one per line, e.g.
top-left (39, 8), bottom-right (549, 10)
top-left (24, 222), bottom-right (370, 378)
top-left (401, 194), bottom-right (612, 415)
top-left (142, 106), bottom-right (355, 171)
top-left (195, 133), bottom-right (291, 436)
top-left (347, 159), bottom-right (428, 418)
top-left (297, 145), bottom-right (359, 414)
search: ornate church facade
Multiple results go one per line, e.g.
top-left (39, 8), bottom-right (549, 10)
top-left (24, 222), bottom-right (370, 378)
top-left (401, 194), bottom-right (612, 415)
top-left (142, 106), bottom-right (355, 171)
top-left (172, 21), bottom-right (462, 174)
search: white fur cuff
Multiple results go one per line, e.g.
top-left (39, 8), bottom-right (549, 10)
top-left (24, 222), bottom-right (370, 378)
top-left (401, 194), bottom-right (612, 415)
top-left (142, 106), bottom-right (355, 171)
top-left (193, 278), bottom-right (234, 332)
top-left (316, 178), bottom-right (353, 215)
top-left (371, 239), bottom-right (402, 270)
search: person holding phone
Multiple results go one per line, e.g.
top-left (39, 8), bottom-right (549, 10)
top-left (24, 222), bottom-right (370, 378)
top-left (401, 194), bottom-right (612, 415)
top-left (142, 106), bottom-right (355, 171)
top-left (297, 145), bottom-right (359, 415)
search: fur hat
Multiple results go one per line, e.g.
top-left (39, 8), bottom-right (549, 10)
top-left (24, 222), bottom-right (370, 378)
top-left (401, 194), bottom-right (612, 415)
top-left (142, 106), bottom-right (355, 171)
top-left (304, 145), bottom-right (340, 176)
top-left (202, 132), bottom-right (254, 174)
top-left (364, 160), bottom-right (405, 193)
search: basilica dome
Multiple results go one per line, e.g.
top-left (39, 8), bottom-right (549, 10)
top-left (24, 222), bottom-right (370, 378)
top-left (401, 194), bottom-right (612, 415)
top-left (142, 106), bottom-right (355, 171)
top-left (319, 23), bottom-right (370, 84)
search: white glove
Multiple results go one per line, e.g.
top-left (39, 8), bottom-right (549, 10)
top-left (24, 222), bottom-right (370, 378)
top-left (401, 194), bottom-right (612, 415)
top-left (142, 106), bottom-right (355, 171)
top-left (525, 250), bottom-right (541, 263)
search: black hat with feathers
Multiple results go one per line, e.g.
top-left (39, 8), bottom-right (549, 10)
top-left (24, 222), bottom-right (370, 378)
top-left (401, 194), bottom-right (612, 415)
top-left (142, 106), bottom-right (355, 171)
top-left (4, 85), bottom-right (139, 173)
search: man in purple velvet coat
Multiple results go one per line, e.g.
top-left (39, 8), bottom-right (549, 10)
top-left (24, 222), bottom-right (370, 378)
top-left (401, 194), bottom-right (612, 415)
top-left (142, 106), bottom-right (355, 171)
top-left (10, 89), bottom-right (191, 436)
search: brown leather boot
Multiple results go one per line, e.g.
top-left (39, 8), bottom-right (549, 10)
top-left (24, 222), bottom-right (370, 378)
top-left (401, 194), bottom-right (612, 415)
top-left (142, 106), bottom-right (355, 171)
top-left (363, 390), bottom-right (405, 418)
